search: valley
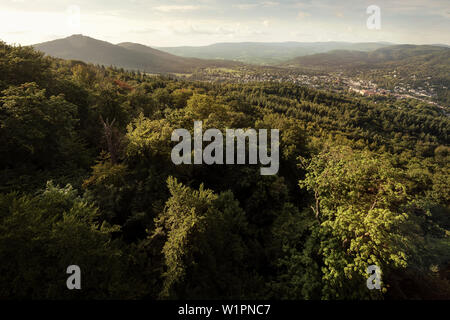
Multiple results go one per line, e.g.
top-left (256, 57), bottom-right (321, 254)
top-left (32, 35), bottom-right (450, 108)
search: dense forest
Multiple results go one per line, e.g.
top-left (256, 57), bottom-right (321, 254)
top-left (0, 42), bottom-right (449, 299)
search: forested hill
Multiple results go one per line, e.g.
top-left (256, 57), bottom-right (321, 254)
top-left (283, 45), bottom-right (450, 70)
top-left (33, 34), bottom-right (241, 74)
top-left (0, 41), bottom-right (449, 300)
top-left (156, 41), bottom-right (391, 65)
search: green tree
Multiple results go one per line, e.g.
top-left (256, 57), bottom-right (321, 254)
top-left (0, 182), bottom-right (144, 299)
top-left (0, 83), bottom-right (87, 170)
top-left (151, 177), bottom-right (254, 299)
top-left (299, 146), bottom-right (415, 299)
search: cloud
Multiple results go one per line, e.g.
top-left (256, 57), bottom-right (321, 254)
top-left (154, 5), bottom-right (204, 13)
top-left (5, 30), bottom-right (29, 34)
top-left (364, 0), bottom-right (450, 19)
top-left (171, 24), bottom-right (240, 36)
top-left (297, 10), bottom-right (311, 18)
top-left (262, 1), bottom-right (279, 7)
top-left (233, 2), bottom-right (279, 10)
top-left (232, 4), bottom-right (258, 10)
top-left (168, 21), bottom-right (268, 38)
top-left (1, 0), bottom-right (449, 46)
top-left (128, 27), bottom-right (159, 34)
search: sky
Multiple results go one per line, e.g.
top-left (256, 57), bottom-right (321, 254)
top-left (0, 0), bottom-right (449, 47)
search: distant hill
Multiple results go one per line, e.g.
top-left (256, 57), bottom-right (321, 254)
top-left (157, 42), bottom-right (392, 65)
top-left (33, 36), bottom-right (393, 70)
top-left (283, 45), bottom-right (450, 70)
top-left (33, 35), bottom-right (240, 74)
top-left (283, 50), bottom-right (371, 69)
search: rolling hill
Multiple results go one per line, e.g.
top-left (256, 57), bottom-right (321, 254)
top-left (283, 45), bottom-right (450, 71)
top-left (157, 42), bottom-right (392, 65)
top-left (33, 35), bottom-right (240, 74)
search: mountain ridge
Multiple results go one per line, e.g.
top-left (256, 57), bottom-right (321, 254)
top-left (282, 44), bottom-right (450, 70)
top-left (33, 35), bottom-right (241, 74)
top-left (156, 41), bottom-right (394, 64)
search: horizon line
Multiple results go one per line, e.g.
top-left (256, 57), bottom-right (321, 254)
top-left (3, 34), bottom-right (450, 48)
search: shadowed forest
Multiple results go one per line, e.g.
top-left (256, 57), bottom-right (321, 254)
top-left (0, 42), bottom-right (449, 299)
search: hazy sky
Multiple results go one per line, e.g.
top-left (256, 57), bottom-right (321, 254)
top-left (0, 0), bottom-right (449, 46)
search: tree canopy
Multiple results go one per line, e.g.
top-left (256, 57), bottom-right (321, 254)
top-left (0, 42), bottom-right (449, 299)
